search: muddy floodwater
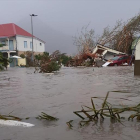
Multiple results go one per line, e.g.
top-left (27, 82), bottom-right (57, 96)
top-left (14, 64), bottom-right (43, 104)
top-left (0, 67), bottom-right (140, 140)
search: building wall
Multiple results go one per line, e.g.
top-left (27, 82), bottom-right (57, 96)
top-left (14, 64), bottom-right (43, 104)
top-left (135, 40), bottom-right (140, 60)
top-left (16, 35), bottom-right (45, 53)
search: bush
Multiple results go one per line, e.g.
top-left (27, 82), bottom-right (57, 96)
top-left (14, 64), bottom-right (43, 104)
top-left (0, 64), bottom-right (4, 71)
top-left (0, 52), bottom-right (9, 70)
top-left (20, 54), bottom-right (25, 58)
top-left (61, 55), bottom-right (72, 65)
top-left (0, 44), bottom-right (4, 47)
top-left (34, 51), bottom-right (62, 73)
top-left (40, 61), bottom-right (61, 73)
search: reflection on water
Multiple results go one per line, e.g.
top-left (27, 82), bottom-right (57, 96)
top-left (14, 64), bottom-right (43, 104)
top-left (0, 66), bottom-right (140, 140)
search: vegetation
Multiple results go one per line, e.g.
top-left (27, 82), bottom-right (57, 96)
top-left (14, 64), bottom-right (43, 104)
top-left (0, 52), bottom-right (9, 71)
top-left (67, 91), bottom-right (140, 127)
top-left (0, 44), bottom-right (4, 47)
top-left (34, 50), bottom-right (72, 73)
top-left (20, 53), bottom-right (25, 59)
top-left (40, 61), bottom-right (61, 73)
top-left (73, 13), bottom-right (140, 56)
top-left (25, 51), bottom-right (33, 66)
top-left (0, 111), bottom-right (58, 122)
top-left (36, 112), bottom-right (58, 121)
top-left (73, 25), bottom-right (97, 55)
top-left (0, 112), bottom-right (21, 121)
top-left (34, 51), bottom-right (60, 73)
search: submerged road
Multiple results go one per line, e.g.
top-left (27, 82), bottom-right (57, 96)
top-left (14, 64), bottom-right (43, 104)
top-left (0, 66), bottom-right (140, 140)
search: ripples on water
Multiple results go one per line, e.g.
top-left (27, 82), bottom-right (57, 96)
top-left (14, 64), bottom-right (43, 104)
top-left (0, 66), bottom-right (140, 140)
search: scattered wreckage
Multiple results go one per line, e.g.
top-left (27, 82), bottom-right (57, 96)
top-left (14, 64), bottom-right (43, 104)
top-left (68, 44), bottom-right (134, 67)
top-left (93, 44), bottom-right (134, 67)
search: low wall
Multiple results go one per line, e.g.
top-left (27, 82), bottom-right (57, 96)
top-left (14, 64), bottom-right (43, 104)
top-left (18, 58), bottom-right (26, 66)
top-left (18, 51), bottom-right (44, 56)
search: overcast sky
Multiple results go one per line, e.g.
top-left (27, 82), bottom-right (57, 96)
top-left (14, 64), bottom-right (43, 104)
top-left (0, 0), bottom-right (140, 53)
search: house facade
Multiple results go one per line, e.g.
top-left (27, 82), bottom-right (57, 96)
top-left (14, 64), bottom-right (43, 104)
top-left (0, 23), bottom-right (45, 59)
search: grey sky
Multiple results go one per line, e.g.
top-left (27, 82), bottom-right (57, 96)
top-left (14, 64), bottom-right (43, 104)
top-left (0, 0), bottom-right (140, 54)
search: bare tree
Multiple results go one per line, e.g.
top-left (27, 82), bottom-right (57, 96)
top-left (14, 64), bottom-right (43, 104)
top-left (98, 13), bottom-right (140, 54)
top-left (73, 25), bottom-right (97, 55)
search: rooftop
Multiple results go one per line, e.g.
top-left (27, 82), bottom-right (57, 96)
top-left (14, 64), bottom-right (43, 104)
top-left (0, 23), bottom-right (45, 43)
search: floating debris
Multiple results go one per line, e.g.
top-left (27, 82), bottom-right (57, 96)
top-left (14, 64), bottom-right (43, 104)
top-left (0, 120), bottom-right (34, 127)
top-left (0, 113), bottom-right (34, 127)
top-left (37, 112), bottom-right (58, 121)
top-left (0, 114), bottom-right (22, 121)
top-left (69, 91), bottom-right (140, 127)
top-left (66, 120), bottom-right (73, 129)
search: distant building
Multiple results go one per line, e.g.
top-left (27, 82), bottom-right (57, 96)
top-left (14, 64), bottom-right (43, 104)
top-left (0, 23), bottom-right (45, 58)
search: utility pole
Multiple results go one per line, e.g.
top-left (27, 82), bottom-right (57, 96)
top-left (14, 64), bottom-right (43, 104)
top-left (30, 14), bottom-right (38, 65)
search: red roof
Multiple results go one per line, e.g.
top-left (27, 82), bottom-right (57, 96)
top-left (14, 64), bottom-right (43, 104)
top-left (0, 23), bottom-right (45, 43)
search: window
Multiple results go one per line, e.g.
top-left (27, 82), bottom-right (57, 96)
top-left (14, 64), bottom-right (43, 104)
top-left (1, 41), bottom-right (6, 45)
top-left (24, 41), bottom-right (27, 48)
top-left (40, 43), bottom-right (42, 46)
top-left (30, 42), bottom-right (32, 49)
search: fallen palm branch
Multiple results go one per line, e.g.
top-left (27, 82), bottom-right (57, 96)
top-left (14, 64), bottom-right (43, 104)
top-left (71, 91), bottom-right (140, 127)
top-left (36, 112), bottom-right (58, 121)
top-left (0, 114), bottom-right (22, 121)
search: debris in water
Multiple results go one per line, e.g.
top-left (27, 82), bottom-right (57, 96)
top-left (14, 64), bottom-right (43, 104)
top-left (66, 120), bottom-right (73, 129)
top-left (0, 114), bottom-right (22, 121)
top-left (68, 91), bottom-right (140, 127)
top-left (37, 112), bottom-right (58, 121)
top-left (0, 120), bottom-right (34, 127)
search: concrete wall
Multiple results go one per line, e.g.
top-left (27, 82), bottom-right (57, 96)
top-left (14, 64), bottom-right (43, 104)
top-left (135, 40), bottom-right (140, 60)
top-left (16, 35), bottom-right (45, 53)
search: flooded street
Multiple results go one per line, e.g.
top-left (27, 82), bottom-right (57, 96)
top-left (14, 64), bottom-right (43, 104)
top-left (0, 67), bottom-right (140, 140)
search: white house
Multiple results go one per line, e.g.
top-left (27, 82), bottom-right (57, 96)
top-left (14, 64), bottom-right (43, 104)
top-left (0, 23), bottom-right (45, 59)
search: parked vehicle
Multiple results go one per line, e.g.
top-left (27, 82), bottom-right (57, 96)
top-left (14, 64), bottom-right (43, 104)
top-left (108, 55), bottom-right (130, 66)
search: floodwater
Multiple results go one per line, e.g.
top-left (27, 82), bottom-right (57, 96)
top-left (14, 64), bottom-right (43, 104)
top-left (0, 66), bottom-right (140, 140)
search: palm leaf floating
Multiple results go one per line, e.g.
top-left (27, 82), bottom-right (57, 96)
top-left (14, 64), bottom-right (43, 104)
top-left (71, 91), bottom-right (140, 127)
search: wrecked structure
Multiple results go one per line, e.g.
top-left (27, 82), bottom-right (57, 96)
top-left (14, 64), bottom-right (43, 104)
top-left (71, 13), bottom-right (140, 68)
top-left (92, 44), bottom-right (125, 60)
top-left (92, 44), bottom-right (126, 67)
top-left (68, 44), bottom-right (127, 67)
